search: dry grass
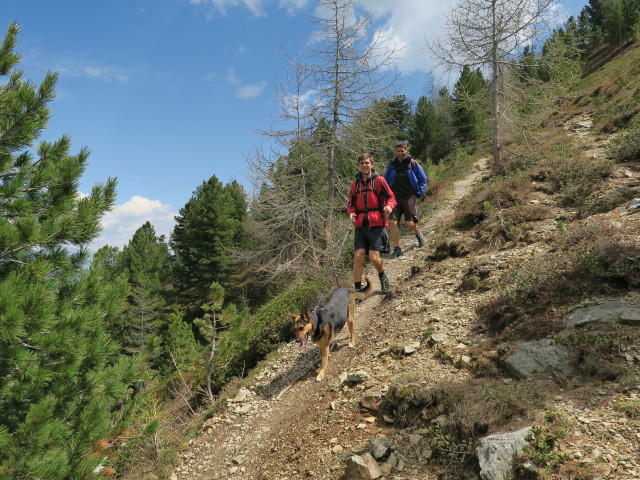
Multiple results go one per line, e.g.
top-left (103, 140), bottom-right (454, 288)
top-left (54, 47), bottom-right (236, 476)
top-left (477, 218), bottom-right (640, 338)
top-left (453, 173), bottom-right (534, 229)
top-left (385, 378), bottom-right (546, 457)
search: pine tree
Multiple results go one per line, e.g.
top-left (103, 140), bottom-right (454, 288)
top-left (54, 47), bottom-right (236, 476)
top-left (170, 177), bottom-right (247, 312)
top-left (408, 96), bottom-right (440, 162)
top-left (0, 23), bottom-right (139, 478)
top-left (433, 87), bottom-right (457, 160)
top-left (380, 95), bottom-right (412, 138)
top-left (121, 222), bottom-right (169, 350)
top-left (452, 65), bottom-right (488, 142)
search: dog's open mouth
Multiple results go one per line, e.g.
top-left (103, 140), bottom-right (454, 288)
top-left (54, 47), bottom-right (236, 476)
top-left (299, 335), bottom-right (308, 349)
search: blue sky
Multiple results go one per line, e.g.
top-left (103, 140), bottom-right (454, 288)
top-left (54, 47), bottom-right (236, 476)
top-left (3, 0), bottom-right (586, 251)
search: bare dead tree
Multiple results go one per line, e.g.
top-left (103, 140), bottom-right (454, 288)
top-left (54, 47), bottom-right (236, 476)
top-left (239, 0), bottom-right (400, 287)
top-left (428, 0), bottom-right (558, 174)
top-left (237, 64), bottom-right (326, 287)
top-left (291, 0), bottom-right (399, 249)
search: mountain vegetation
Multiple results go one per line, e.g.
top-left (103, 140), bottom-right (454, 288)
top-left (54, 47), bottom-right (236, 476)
top-left (1, 0), bottom-right (640, 477)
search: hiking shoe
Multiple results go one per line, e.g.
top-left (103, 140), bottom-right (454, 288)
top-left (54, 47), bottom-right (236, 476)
top-left (388, 247), bottom-right (402, 259)
top-left (416, 232), bottom-right (425, 247)
top-left (379, 273), bottom-right (390, 293)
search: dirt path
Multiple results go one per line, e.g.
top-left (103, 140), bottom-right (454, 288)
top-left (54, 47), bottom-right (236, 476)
top-left (170, 157), bottom-right (493, 480)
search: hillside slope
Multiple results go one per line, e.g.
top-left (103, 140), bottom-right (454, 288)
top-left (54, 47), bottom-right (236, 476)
top-left (170, 49), bottom-right (640, 480)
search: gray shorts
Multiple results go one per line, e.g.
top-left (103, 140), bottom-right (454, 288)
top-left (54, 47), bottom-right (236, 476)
top-left (354, 226), bottom-right (390, 253)
top-left (389, 196), bottom-right (419, 223)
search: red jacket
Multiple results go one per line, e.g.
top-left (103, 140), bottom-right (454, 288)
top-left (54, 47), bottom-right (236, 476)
top-left (347, 170), bottom-right (396, 228)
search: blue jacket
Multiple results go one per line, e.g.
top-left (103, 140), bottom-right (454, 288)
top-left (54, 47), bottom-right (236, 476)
top-left (383, 157), bottom-right (428, 197)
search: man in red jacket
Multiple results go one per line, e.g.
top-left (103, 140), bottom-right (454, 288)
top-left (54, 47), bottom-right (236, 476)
top-left (347, 153), bottom-right (396, 293)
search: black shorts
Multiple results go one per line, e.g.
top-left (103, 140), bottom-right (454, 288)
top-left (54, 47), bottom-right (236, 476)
top-left (389, 196), bottom-right (419, 223)
top-left (354, 226), bottom-right (390, 253)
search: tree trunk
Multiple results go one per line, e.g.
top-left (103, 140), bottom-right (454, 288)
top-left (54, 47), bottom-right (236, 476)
top-left (491, 0), bottom-right (503, 175)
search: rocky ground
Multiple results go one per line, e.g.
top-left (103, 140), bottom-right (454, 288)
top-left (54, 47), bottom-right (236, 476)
top-left (171, 149), bottom-right (640, 479)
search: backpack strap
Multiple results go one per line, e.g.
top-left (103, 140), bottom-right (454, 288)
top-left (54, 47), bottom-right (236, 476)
top-left (353, 175), bottom-right (384, 215)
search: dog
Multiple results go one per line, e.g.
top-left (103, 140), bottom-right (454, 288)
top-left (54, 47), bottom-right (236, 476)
top-left (289, 277), bottom-right (374, 381)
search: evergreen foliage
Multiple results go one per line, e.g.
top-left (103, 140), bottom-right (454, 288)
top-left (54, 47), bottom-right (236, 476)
top-left (194, 282), bottom-right (250, 400)
top-left (409, 96), bottom-right (440, 162)
top-left (2, 4), bottom-right (638, 476)
top-left (170, 176), bottom-right (247, 311)
top-left (452, 66), bottom-right (489, 141)
top-left (578, 0), bottom-right (640, 48)
top-left (378, 95), bottom-right (412, 139)
top-left (0, 22), bottom-right (139, 479)
top-left (118, 222), bottom-right (170, 359)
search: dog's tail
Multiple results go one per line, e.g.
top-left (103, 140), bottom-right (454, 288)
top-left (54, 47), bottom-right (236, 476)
top-left (351, 276), bottom-right (374, 301)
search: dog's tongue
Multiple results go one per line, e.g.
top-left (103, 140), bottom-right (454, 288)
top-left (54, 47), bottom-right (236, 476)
top-left (299, 337), bottom-right (307, 349)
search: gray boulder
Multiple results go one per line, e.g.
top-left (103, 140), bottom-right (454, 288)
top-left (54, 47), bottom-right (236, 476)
top-left (477, 427), bottom-right (533, 480)
top-left (503, 339), bottom-right (573, 380)
top-left (567, 300), bottom-right (635, 327)
top-left (369, 437), bottom-right (391, 460)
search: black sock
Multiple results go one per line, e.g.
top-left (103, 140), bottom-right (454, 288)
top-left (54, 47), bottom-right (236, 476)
top-left (354, 281), bottom-right (362, 290)
top-left (378, 271), bottom-right (385, 279)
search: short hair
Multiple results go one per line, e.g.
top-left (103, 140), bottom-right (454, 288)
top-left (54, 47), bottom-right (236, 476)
top-left (395, 141), bottom-right (408, 149)
top-left (357, 153), bottom-right (373, 163)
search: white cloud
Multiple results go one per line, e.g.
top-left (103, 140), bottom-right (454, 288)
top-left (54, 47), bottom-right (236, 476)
top-left (53, 60), bottom-right (131, 83)
top-left (360, 0), bottom-right (573, 83)
top-left (193, 0), bottom-right (575, 88)
top-left (191, 0), bottom-right (310, 17)
top-left (90, 195), bottom-right (176, 251)
top-left (190, 0), bottom-right (268, 17)
top-left (226, 66), bottom-right (267, 100)
top-left (237, 80), bottom-right (267, 100)
top-left (279, 0), bottom-right (309, 13)
top-left (82, 66), bottom-right (130, 83)
top-left (361, 0), bottom-right (453, 77)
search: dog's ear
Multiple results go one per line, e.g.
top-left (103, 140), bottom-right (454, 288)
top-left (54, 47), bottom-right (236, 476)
top-left (287, 313), bottom-right (299, 319)
top-left (300, 305), bottom-right (313, 324)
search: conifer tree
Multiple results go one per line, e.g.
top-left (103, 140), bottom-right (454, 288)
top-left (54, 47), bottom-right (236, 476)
top-left (409, 96), bottom-right (440, 162)
top-left (433, 87), bottom-right (457, 160)
top-left (0, 22), bottom-right (139, 478)
top-left (193, 282), bottom-right (249, 402)
top-left (284, 0), bottom-right (398, 249)
top-left (117, 222), bottom-right (170, 360)
top-left (170, 177), bottom-right (247, 312)
top-left (452, 66), bottom-right (489, 142)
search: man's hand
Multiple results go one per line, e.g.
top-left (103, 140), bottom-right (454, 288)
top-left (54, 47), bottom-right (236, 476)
top-left (383, 205), bottom-right (393, 214)
top-left (349, 213), bottom-right (357, 223)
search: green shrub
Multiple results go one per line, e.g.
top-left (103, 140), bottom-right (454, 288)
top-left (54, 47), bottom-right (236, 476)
top-left (454, 173), bottom-right (533, 229)
top-left (200, 276), bottom-right (332, 395)
top-left (522, 425), bottom-right (568, 472)
top-left (544, 155), bottom-right (613, 206)
top-left (609, 111), bottom-right (640, 162)
top-left (613, 400), bottom-right (640, 419)
top-left (428, 423), bottom-right (471, 465)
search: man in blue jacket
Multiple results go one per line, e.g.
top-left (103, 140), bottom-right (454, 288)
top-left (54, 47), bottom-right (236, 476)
top-left (383, 141), bottom-right (428, 259)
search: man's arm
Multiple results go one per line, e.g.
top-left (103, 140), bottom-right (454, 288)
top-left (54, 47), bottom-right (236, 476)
top-left (378, 177), bottom-right (396, 212)
top-left (413, 162), bottom-right (428, 197)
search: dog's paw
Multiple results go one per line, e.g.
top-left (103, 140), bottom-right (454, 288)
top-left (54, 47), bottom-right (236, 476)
top-left (348, 343), bottom-right (354, 348)
top-left (315, 372), bottom-right (325, 381)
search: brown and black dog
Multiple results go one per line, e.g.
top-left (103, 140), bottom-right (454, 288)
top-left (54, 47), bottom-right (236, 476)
top-left (289, 277), bottom-right (374, 381)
